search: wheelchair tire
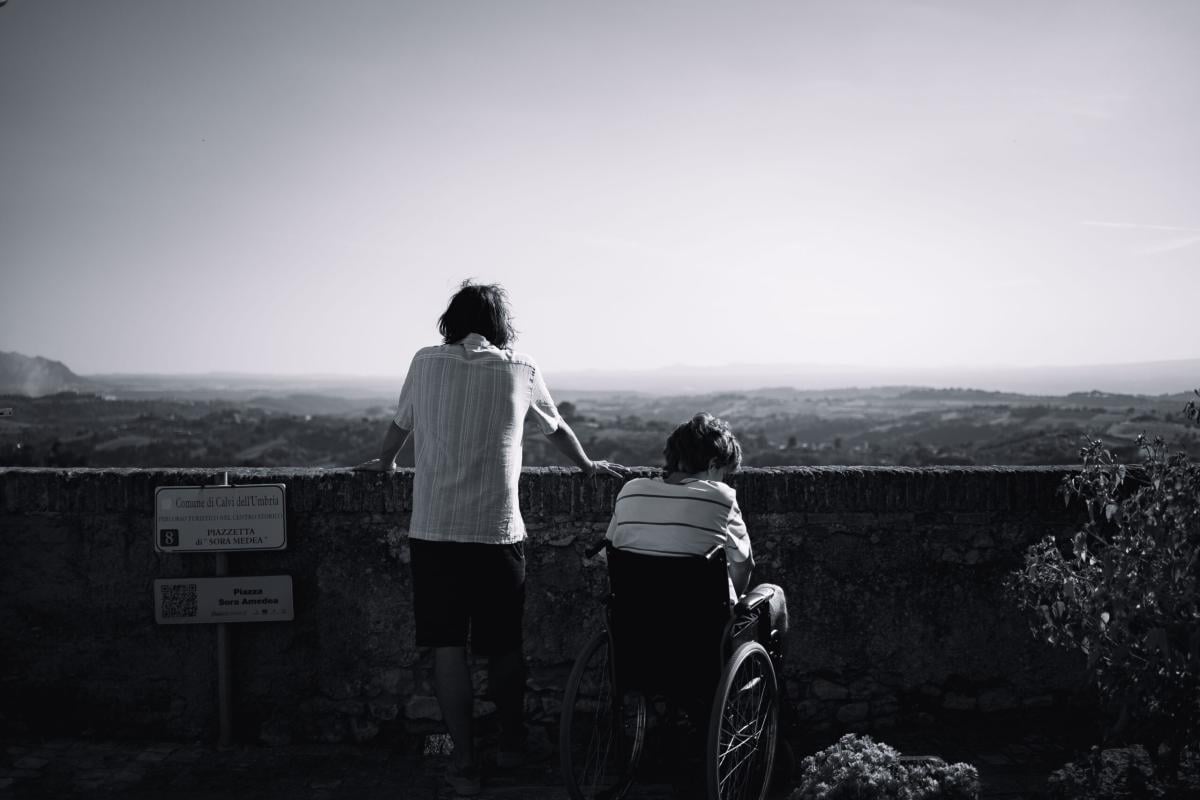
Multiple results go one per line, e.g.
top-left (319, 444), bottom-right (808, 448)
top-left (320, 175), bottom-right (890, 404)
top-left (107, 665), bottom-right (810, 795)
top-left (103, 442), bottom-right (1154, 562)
top-left (705, 641), bottom-right (779, 800)
top-left (560, 629), bottom-right (646, 800)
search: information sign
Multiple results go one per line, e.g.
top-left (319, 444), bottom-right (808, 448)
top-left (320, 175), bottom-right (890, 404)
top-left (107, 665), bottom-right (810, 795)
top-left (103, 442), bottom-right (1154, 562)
top-left (154, 575), bottom-right (294, 625)
top-left (155, 484), bottom-right (286, 552)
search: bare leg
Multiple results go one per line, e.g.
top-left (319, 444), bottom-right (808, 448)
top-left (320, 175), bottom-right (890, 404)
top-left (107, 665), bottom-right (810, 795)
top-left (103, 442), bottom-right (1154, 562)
top-left (487, 646), bottom-right (527, 749)
top-left (434, 646), bottom-right (476, 768)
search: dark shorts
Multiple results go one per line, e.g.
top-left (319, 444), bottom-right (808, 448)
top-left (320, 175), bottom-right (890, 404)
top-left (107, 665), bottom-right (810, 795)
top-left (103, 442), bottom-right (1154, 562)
top-left (409, 538), bottom-right (526, 656)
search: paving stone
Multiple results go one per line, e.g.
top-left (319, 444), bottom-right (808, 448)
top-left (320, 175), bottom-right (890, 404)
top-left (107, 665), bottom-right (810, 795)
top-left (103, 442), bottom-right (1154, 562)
top-left (167, 748), bottom-right (205, 763)
top-left (114, 766), bottom-right (146, 782)
top-left (0, 726), bottom-right (1079, 800)
top-left (309, 778), bottom-right (343, 789)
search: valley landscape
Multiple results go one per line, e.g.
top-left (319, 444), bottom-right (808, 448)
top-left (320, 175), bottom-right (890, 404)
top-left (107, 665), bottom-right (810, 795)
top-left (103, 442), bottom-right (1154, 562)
top-left (3, 351), bottom-right (1198, 470)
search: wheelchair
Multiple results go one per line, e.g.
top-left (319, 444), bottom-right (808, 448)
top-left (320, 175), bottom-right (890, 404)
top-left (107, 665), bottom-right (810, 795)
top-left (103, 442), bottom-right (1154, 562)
top-left (560, 542), bottom-right (785, 800)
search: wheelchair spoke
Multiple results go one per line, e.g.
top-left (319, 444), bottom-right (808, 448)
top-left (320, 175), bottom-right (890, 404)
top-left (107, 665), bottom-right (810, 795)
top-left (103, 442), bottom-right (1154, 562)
top-left (562, 629), bottom-right (647, 800)
top-left (711, 644), bottom-right (777, 800)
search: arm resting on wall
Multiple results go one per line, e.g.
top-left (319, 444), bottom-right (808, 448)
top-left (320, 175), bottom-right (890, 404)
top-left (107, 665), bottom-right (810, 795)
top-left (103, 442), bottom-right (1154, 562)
top-left (352, 422), bottom-right (411, 471)
top-left (545, 421), bottom-right (623, 477)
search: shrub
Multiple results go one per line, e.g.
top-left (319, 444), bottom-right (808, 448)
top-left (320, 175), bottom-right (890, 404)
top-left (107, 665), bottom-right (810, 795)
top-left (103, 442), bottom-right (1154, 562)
top-left (789, 733), bottom-right (980, 800)
top-left (1009, 391), bottom-right (1200, 780)
top-left (1047, 745), bottom-right (1200, 799)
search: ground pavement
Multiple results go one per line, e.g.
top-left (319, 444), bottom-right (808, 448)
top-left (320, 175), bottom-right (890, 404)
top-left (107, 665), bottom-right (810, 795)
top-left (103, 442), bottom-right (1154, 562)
top-left (0, 722), bottom-right (1086, 799)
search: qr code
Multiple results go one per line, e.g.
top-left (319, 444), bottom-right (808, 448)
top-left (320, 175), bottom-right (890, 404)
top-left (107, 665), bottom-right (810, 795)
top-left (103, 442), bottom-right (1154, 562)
top-left (160, 584), bottom-right (198, 619)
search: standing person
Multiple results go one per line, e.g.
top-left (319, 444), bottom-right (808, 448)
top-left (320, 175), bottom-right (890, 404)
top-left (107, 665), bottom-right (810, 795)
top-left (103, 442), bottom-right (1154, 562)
top-left (355, 281), bottom-right (621, 797)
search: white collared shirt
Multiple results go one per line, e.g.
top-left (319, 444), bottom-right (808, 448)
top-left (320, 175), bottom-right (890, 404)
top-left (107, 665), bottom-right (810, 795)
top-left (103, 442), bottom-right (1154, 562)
top-left (394, 333), bottom-right (561, 543)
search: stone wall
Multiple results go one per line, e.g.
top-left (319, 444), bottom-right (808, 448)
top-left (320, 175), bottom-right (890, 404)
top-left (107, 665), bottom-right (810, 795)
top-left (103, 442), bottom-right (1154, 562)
top-left (0, 466), bottom-right (1090, 745)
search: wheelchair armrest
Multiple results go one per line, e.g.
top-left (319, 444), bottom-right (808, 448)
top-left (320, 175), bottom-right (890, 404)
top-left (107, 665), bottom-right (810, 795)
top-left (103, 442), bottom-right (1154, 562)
top-left (734, 585), bottom-right (776, 616)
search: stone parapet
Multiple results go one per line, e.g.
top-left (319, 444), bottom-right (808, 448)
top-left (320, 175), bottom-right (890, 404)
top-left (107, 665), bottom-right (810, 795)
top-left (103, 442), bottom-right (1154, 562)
top-left (0, 466), bottom-right (1088, 744)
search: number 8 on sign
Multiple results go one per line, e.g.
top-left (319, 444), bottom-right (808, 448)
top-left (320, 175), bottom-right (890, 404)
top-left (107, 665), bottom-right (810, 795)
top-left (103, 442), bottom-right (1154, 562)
top-left (159, 529), bottom-right (179, 547)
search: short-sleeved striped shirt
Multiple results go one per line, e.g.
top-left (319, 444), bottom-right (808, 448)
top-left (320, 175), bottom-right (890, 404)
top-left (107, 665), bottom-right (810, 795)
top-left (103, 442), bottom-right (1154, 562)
top-left (605, 477), bottom-right (752, 599)
top-left (393, 333), bottom-right (561, 544)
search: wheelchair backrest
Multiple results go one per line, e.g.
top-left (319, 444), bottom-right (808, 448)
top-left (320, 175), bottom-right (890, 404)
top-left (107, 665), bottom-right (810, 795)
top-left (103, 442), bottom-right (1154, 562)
top-left (604, 543), bottom-right (732, 701)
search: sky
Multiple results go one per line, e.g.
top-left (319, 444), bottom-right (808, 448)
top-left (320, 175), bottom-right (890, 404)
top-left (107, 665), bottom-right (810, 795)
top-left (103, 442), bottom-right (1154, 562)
top-left (1, 0), bottom-right (1198, 380)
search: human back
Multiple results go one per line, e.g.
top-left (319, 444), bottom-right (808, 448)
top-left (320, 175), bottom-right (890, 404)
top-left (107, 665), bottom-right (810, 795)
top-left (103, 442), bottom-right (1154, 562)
top-left (606, 413), bottom-right (754, 599)
top-left (606, 475), bottom-right (749, 563)
top-left (400, 334), bottom-right (558, 544)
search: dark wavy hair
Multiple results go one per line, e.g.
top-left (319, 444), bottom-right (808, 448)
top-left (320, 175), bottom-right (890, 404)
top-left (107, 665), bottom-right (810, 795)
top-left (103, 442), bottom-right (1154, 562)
top-left (437, 281), bottom-right (517, 348)
top-left (663, 413), bottom-right (743, 476)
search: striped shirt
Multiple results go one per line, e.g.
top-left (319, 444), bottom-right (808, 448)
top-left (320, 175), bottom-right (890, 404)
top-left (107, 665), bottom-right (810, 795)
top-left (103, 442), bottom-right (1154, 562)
top-left (605, 477), bottom-right (752, 600)
top-left (393, 333), bottom-right (562, 544)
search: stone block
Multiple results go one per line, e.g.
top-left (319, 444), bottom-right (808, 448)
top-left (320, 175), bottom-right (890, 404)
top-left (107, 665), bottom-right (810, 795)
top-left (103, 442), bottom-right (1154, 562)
top-left (1022, 694), bottom-right (1054, 709)
top-left (943, 692), bottom-right (977, 711)
top-left (795, 700), bottom-right (823, 721)
top-left (836, 702), bottom-right (869, 723)
top-left (405, 695), bottom-right (442, 721)
top-left (811, 678), bottom-right (849, 701)
top-left (872, 696), bottom-right (900, 716)
top-left (377, 668), bottom-right (403, 696)
top-left (349, 717), bottom-right (379, 742)
top-left (259, 718), bottom-right (292, 747)
top-left (368, 697), bottom-right (399, 721)
top-left (317, 718), bottom-right (348, 743)
top-left (848, 678), bottom-right (877, 700)
top-left (979, 688), bottom-right (1019, 712)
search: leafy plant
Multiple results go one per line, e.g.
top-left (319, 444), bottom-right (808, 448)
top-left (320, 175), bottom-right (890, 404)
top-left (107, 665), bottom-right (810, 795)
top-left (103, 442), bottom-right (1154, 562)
top-left (1010, 391), bottom-right (1200, 782)
top-left (789, 733), bottom-right (980, 800)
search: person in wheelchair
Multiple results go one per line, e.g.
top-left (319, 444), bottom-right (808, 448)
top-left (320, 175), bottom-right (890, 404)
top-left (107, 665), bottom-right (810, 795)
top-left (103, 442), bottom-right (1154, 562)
top-left (563, 412), bottom-right (789, 798)
top-left (604, 412), bottom-right (788, 650)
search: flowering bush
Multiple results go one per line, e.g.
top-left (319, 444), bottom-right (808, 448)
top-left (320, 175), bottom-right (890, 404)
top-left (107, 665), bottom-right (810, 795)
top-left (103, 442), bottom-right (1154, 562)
top-left (1009, 391), bottom-right (1200, 780)
top-left (789, 733), bottom-right (980, 800)
top-left (1048, 745), bottom-right (1200, 799)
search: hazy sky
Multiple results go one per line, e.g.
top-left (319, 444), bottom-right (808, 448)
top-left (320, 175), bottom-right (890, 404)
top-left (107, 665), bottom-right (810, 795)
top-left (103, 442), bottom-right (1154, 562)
top-left (2, 0), bottom-right (1198, 379)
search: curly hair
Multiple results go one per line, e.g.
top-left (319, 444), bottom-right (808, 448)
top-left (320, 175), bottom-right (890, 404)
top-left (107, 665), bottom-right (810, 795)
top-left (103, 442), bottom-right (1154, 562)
top-left (437, 281), bottom-right (518, 348)
top-left (662, 413), bottom-right (743, 476)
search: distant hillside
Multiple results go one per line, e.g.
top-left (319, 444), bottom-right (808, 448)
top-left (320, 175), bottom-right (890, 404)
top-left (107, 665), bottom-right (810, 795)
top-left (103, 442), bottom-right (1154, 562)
top-left (0, 352), bottom-right (93, 397)
top-left (555, 358), bottom-right (1200, 395)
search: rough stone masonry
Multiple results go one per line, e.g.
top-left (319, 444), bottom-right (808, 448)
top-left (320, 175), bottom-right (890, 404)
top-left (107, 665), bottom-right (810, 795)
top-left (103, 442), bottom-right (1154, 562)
top-left (0, 466), bottom-right (1090, 745)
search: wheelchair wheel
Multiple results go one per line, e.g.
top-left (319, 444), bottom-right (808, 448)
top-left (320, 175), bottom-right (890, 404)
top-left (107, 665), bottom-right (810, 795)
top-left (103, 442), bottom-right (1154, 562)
top-left (705, 641), bottom-right (778, 800)
top-left (560, 629), bottom-right (647, 800)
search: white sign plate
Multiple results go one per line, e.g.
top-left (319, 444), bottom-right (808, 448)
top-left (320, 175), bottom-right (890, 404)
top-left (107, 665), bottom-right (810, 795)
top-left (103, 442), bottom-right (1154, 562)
top-left (154, 575), bottom-right (294, 625)
top-left (155, 484), bottom-right (286, 552)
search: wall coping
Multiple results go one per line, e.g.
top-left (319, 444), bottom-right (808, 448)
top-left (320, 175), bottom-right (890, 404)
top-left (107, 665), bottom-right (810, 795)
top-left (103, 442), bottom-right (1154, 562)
top-left (1, 465), bottom-right (1082, 517)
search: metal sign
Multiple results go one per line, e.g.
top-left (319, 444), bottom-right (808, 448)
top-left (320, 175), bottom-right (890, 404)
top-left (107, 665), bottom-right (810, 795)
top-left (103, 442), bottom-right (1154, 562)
top-left (154, 575), bottom-right (294, 625)
top-left (155, 484), bottom-right (286, 552)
